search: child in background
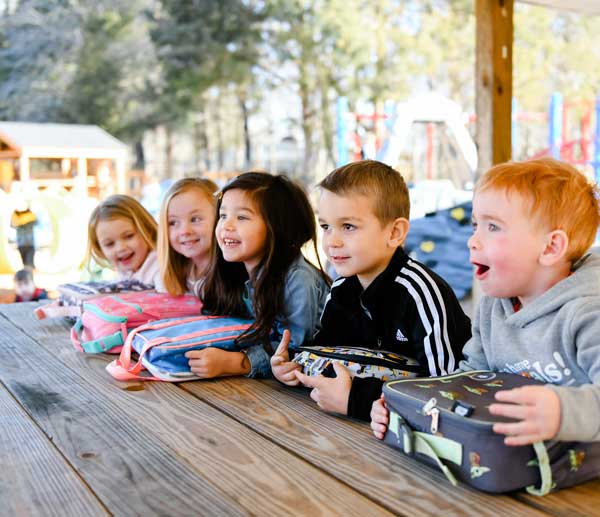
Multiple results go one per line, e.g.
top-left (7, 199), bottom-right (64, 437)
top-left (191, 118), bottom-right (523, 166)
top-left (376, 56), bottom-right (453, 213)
top-left (186, 172), bottom-right (330, 378)
top-left (272, 160), bottom-right (471, 421)
top-left (86, 195), bottom-right (159, 286)
top-left (14, 268), bottom-right (48, 302)
top-left (156, 178), bottom-right (218, 296)
top-left (372, 158), bottom-right (600, 454)
top-left (11, 202), bottom-right (37, 269)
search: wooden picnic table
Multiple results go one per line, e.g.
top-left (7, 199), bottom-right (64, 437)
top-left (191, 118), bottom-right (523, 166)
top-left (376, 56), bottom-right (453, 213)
top-left (1, 302), bottom-right (599, 516)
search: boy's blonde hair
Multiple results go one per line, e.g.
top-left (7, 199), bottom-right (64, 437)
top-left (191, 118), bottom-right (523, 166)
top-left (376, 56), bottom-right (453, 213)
top-left (318, 160), bottom-right (410, 223)
top-left (87, 194), bottom-right (157, 269)
top-left (477, 157), bottom-right (600, 262)
top-left (158, 178), bottom-right (218, 295)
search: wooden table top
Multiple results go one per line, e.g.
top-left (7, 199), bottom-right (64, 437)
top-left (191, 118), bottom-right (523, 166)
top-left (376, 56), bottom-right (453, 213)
top-left (1, 302), bottom-right (599, 516)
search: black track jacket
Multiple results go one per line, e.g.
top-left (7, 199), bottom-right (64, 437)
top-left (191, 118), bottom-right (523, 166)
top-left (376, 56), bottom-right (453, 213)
top-left (312, 248), bottom-right (472, 421)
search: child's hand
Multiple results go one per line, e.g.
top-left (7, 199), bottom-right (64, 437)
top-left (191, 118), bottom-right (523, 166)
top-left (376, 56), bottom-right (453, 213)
top-left (270, 329), bottom-right (301, 386)
top-left (294, 362), bottom-right (352, 414)
top-left (186, 348), bottom-right (231, 378)
top-left (370, 395), bottom-right (389, 440)
top-left (489, 386), bottom-right (561, 446)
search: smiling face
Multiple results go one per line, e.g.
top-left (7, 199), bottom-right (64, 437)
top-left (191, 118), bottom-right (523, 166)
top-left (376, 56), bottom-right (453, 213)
top-left (167, 188), bottom-right (216, 271)
top-left (469, 188), bottom-right (553, 304)
top-left (318, 189), bottom-right (401, 289)
top-left (216, 188), bottom-right (268, 274)
top-left (96, 217), bottom-right (149, 275)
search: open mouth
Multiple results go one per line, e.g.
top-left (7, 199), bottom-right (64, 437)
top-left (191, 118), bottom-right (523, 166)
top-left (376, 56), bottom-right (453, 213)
top-left (472, 262), bottom-right (490, 277)
top-left (118, 251), bottom-right (135, 263)
top-left (223, 238), bottom-right (241, 247)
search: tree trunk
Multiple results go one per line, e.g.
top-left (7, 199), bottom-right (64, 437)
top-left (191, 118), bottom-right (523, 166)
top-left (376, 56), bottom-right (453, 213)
top-left (238, 89), bottom-right (251, 169)
top-left (318, 69), bottom-right (335, 168)
top-left (299, 59), bottom-right (314, 186)
top-left (133, 140), bottom-right (145, 170)
top-left (373, 1), bottom-right (386, 148)
top-left (214, 93), bottom-right (224, 170)
top-left (196, 109), bottom-right (211, 172)
top-left (165, 125), bottom-right (173, 179)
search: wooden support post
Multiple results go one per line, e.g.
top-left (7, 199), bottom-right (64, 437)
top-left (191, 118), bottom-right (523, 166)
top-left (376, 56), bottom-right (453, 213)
top-left (18, 155), bottom-right (29, 182)
top-left (116, 157), bottom-right (126, 194)
top-left (473, 1), bottom-right (513, 313)
top-left (77, 157), bottom-right (87, 194)
top-left (475, 0), bottom-right (514, 175)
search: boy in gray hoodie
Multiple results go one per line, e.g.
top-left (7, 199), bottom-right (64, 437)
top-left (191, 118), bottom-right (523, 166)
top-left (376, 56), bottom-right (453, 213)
top-left (371, 157), bottom-right (600, 447)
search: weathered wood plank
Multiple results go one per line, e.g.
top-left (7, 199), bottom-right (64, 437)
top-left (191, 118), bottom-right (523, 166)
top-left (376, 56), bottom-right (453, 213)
top-left (182, 377), bottom-right (549, 517)
top-left (475, 0), bottom-right (513, 172)
top-left (264, 381), bottom-right (600, 515)
top-left (22, 302), bottom-right (600, 515)
top-left (0, 304), bottom-right (394, 516)
top-left (0, 383), bottom-right (107, 517)
top-left (0, 316), bottom-right (244, 516)
top-left (515, 480), bottom-right (600, 517)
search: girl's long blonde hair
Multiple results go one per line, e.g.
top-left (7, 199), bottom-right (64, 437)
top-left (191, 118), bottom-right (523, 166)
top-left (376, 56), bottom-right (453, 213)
top-left (158, 178), bottom-right (218, 295)
top-left (86, 194), bottom-right (157, 270)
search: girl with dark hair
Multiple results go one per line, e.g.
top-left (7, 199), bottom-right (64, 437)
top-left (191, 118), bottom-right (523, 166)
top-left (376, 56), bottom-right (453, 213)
top-left (185, 172), bottom-right (330, 378)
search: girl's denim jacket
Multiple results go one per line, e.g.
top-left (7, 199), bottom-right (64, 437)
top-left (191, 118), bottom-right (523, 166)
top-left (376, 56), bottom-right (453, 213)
top-left (243, 256), bottom-right (329, 377)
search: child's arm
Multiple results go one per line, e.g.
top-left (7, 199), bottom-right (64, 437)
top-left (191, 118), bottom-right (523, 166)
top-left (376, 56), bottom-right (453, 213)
top-left (294, 363), bottom-right (352, 414)
top-left (185, 349), bottom-right (250, 377)
top-left (371, 395), bottom-right (389, 439)
top-left (346, 377), bottom-right (386, 421)
top-left (271, 330), bottom-right (301, 386)
top-left (244, 266), bottom-right (327, 378)
top-left (489, 386), bottom-right (561, 445)
top-left (402, 272), bottom-right (472, 376)
top-left (491, 304), bottom-right (600, 444)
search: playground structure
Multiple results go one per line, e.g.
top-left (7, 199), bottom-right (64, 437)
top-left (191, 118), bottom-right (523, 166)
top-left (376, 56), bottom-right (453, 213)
top-left (337, 92), bottom-right (600, 188)
top-left (0, 122), bottom-right (128, 195)
top-left (0, 122), bottom-right (129, 274)
top-left (0, 188), bottom-right (95, 275)
top-left (336, 93), bottom-right (477, 217)
top-left (337, 93), bottom-right (478, 189)
top-left (514, 93), bottom-right (600, 180)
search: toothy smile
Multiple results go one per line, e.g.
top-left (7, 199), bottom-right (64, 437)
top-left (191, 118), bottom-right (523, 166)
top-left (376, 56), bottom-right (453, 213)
top-left (223, 238), bottom-right (240, 246)
top-left (118, 252), bottom-right (134, 263)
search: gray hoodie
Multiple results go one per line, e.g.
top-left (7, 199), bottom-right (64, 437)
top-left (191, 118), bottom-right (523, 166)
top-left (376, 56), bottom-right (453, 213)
top-left (459, 253), bottom-right (600, 442)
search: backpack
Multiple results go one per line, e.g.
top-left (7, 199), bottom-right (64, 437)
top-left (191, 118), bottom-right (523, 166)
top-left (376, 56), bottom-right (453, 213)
top-left (382, 370), bottom-right (600, 494)
top-left (404, 202), bottom-right (473, 299)
top-left (70, 291), bottom-right (203, 354)
top-left (34, 279), bottom-right (154, 320)
top-left (105, 315), bottom-right (255, 382)
top-left (292, 346), bottom-right (422, 381)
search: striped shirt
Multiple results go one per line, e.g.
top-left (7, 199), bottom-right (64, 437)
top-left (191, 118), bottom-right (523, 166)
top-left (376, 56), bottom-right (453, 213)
top-left (312, 247), bottom-right (471, 420)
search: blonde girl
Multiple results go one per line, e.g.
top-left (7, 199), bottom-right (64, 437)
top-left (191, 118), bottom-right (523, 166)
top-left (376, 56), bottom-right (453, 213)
top-left (157, 178), bottom-right (218, 295)
top-left (86, 194), bottom-right (159, 285)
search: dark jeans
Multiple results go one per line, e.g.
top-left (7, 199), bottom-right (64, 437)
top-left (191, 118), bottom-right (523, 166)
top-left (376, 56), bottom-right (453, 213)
top-left (19, 246), bottom-right (35, 268)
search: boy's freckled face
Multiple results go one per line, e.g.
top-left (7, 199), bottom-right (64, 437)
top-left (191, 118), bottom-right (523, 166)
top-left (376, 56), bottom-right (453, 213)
top-left (318, 190), bottom-right (396, 289)
top-left (469, 188), bottom-right (549, 302)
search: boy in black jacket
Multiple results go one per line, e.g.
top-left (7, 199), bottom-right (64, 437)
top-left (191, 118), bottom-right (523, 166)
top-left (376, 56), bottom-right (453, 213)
top-left (271, 160), bottom-right (471, 421)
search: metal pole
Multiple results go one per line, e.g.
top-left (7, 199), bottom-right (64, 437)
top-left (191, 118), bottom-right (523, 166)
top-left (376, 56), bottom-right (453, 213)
top-left (336, 97), bottom-right (349, 167)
